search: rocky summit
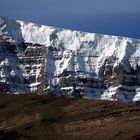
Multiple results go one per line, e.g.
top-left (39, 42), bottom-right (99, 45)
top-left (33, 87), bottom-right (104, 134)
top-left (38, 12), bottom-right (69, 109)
top-left (0, 16), bottom-right (140, 103)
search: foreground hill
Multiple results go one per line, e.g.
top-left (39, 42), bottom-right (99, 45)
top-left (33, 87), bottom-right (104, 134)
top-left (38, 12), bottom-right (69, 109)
top-left (0, 94), bottom-right (140, 140)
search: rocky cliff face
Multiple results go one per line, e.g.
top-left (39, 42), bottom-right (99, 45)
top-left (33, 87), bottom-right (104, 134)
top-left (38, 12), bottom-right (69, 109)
top-left (0, 16), bottom-right (140, 103)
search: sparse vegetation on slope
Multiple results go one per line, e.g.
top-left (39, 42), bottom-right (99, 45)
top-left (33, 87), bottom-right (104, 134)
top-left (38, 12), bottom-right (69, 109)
top-left (0, 94), bottom-right (140, 140)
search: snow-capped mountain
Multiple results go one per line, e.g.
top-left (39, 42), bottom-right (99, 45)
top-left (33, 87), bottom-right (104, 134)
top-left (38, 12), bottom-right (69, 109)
top-left (0, 16), bottom-right (140, 103)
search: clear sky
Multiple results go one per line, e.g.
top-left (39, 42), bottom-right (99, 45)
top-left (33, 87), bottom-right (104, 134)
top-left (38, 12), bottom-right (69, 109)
top-left (0, 0), bottom-right (140, 39)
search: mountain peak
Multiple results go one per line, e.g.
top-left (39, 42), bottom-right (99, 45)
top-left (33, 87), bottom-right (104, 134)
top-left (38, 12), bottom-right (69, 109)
top-left (0, 17), bottom-right (140, 103)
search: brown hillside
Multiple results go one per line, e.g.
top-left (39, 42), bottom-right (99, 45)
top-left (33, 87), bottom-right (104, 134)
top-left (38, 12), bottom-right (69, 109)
top-left (0, 94), bottom-right (140, 140)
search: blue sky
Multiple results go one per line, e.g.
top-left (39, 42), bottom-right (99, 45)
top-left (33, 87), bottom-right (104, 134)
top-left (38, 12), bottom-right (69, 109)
top-left (0, 0), bottom-right (140, 39)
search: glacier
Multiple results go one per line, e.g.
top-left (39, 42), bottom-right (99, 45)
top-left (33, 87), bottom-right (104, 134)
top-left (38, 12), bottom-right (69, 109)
top-left (0, 16), bottom-right (140, 103)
